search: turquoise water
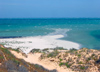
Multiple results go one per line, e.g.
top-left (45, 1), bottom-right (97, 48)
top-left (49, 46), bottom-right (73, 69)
top-left (0, 18), bottom-right (100, 49)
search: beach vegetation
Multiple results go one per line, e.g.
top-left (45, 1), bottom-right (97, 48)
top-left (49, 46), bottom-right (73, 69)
top-left (30, 49), bottom-right (41, 53)
top-left (42, 48), bottom-right (49, 51)
top-left (7, 56), bottom-right (12, 59)
top-left (75, 52), bottom-right (78, 55)
top-left (70, 48), bottom-right (77, 51)
top-left (54, 47), bottom-right (67, 50)
top-left (11, 48), bottom-right (20, 53)
top-left (79, 51), bottom-right (83, 53)
top-left (69, 48), bottom-right (77, 53)
top-left (60, 58), bottom-right (63, 62)
top-left (78, 54), bottom-right (81, 58)
top-left (87, 57), bottom-right (91, 61)
top-left (91, 54), bottom-right (95, 57)
top-left (47, 50), bottom-right (59, 58)
top-left (34, 64), bottom-right (40, 68)
top-left (80, 66), bottom-right (85, 70)
top-left (0, 48), bottom-right (14, 57)
top-left (65, 51), bottom-right (68, 55)
top-left (59, 62), bottom-right (71, 68)
top-left (78, 61), bottom-right (83, 64)
top-left (42, 48), bottom-right (49, 53)
top-left (65, 62), bottom-right (71, 68)
top-left (59, 62), bottom-right (64, 66)
top-left (11, 58), bottom-right (20, 64)
top-left (0, 56), bottom-right (4, 59)
top-left (0, 55), bottom-right (4, 62)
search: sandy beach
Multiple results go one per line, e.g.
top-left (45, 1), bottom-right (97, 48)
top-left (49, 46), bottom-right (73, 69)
top-left (0, 35), bottom-right (80, 54)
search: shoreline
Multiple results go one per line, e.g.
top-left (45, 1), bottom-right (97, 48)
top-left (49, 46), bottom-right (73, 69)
top-left (0, 35), bottom-right (80, 54)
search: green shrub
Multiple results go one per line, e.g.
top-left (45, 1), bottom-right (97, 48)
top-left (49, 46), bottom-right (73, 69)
top-left (79, 51), bottom-right (82, 53)
top-left (42, 48), bottom-right (49, 51)
top-left (1, 48), bottom-right (14, 56)
top-left (47, 50), bottom-right (59, 58)
top-left (65, 62), bottom-right (71, 68)
top-left (78, 54), bottom-right (81, 57)
top-left (34, 64), bottom-right (40, 68)
top-left (8, 56), bottom-right (12, 59)
top-left (78, 61), bottom-right (83, 64)
top-left (12, 58), bottom-right (20, 64)
top-left (87, 57), bottom-right (91, 61)
top-left (60, 59), bottom-right (62, 62)
top-left (80, 66), bottom-right (85, 70)
top-left (12, 49), bottom-right (20, 53)
top-left (69, 48), bottom-right (77, 53)
top-left (31, 49), bottom-right (40, 53)
top-left (75, 52), bottom-right (78, 54)
top-left (75, 52), bottom-right (78, 56)
top-left (0, 56), bottom-right (4, 59)
top-left (47, 53), bottom-right (53, 58)
top-left (59, 62), bottom-right (64, 66)
top-left (91, 54), bottom-right (95, 57)
top-left (54, 47), bottom-right (66, 50)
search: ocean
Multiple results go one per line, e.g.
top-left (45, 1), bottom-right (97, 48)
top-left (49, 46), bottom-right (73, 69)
top-left (0, 18), bottom-right (100, 53)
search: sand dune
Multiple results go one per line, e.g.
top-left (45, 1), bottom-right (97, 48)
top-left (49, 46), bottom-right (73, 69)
top-left (10, 50), bottom-right (74, 72)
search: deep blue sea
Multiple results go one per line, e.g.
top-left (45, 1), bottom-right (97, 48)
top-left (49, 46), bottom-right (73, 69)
top-left (0, 18), bottom-right (100, 51)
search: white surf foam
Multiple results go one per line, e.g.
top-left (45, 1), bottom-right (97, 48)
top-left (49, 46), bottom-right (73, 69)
top-left (48, 28), bottom-right (70, 36)
top-left (0, 29), bottom-right (80, 54)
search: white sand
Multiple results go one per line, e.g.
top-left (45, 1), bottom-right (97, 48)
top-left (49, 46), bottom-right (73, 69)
top-left (10, 50), bottom-right (74, 72)
top-left (0, 35), bottom-right (80, 54)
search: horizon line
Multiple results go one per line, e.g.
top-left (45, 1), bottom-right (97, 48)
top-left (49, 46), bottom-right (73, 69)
top-left (0, 17), bottom-right (100, 19)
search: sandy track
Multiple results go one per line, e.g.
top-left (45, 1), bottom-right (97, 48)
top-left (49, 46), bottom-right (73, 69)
top-left (10, 50), bottom-right (74, 72)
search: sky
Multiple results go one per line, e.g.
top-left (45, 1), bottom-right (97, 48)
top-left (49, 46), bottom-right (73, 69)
top-left (0, 0), bottom-right (100, 18)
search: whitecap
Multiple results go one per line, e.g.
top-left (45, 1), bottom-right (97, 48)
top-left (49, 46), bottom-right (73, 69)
top-left (48, 28), bottom-right (71, 37)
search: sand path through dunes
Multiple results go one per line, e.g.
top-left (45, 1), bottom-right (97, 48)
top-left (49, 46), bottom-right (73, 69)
top-left (10, 50), bottom-right (74, 72)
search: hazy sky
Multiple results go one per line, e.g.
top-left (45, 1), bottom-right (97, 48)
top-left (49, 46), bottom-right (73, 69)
top-left (0, 0), bottom-right (100, 18)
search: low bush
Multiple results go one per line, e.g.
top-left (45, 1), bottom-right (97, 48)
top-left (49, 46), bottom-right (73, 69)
top-left (59, 62), bottom-right (64, 66)
top-left (54, 47), bottom-right (66, 50)
top-left (69, 48), bottom-right (77, 53)
top-left (0, 55), bottom-right (4, 62)
top-left (65, 62), bottom-right (71, 68)
top-left (11, 48), bottom-right (20, 53)
top-left (30, 49), bottom-right (41, 53)
top-left (12, 58), bottom-right (20, 64)
top-left (60, 59), bottom-right (62, 62)
top-left (47, 50), bottom-right (59, 58)
top-left (87, 57), bottom-right (91, 61)
top-left (78, 54), bottom-right (81, 58)
top-left (1, 48), bottom-right (14, 57)
top-left (0, 55), bottom-right (4, 59)
top-left (42, 48), bottom-right (49, 51)
top-left (80, 66), bottom-right (85, 70)
top-left (78, 61), bottom-right (83, 64)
